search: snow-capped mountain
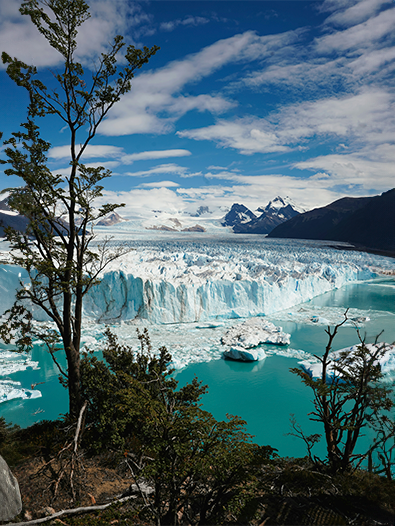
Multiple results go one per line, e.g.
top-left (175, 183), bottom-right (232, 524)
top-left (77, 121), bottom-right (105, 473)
top-left (221, 204), bottom-right (257, 228)
top-left (95, 211), bottom-right (127, 227)
top-left (222, 197), bottom-right (304, 235)
top-left (0, 197), bottom-right (29, 237)
top-left (257, 196), bottom-right (305, 217)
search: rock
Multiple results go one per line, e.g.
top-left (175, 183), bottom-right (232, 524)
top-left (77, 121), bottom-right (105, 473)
top-left (0, 454), bottom-right (22, 521)
top-left (221, 318), bottom-right (290, 349)
top-left (223, 346), bottom-right (266, 362)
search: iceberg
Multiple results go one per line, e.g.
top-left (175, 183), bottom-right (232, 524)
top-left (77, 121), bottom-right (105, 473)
top-left (221, 318), bottom-right (290, 348)
top-left (0, 350), bottom-right (40, 376)
top-left (0, 380), bottom-right (42, 404)
top-left (223, 346), bottom-right (267, 362)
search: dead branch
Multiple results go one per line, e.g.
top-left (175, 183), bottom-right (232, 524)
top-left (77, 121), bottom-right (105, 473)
top-left (5, 495), bottom-right (137, 526)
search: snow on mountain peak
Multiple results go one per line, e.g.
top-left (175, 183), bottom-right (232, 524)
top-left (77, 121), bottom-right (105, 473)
top-left (260, 196), bottom-right (305, 215)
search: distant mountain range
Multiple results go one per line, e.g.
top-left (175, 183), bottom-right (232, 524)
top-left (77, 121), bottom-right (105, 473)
top-left (268, 188), bottom-right (395, 254)
top-left (2, 190), bottom-right (394, 255)
top-left (222, 197), bottom-right (304, 234)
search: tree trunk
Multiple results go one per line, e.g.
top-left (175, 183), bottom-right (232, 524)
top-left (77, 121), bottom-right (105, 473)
top-left (66, 343), bottom-right (82, 419)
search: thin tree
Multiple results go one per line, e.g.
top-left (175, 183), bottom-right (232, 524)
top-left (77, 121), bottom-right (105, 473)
top-left (290, 314), bottom-right (395, 474)
top-left (0, 0), bottom-right (159, 418)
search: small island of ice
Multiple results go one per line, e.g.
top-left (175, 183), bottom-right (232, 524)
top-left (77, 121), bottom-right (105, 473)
top-left (221, 318), bottom-right (290, 348)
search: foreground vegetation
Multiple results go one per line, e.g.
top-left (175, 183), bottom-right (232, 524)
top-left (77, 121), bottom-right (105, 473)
top-left (1, 416), bottom-right (395, 525)
top-left (1, 326), bottom-right (395, 526)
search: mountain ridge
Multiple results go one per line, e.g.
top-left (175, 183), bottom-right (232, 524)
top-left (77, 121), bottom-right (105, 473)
top-left (268, 189), bottom-right (395, 254)
top-left (222, 196), bottom-right (303, 235)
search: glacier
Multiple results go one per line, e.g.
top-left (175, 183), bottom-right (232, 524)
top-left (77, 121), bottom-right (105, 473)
top-left (1, 237), bottom-right (395, 381)
top-left (82, 238), bottom-right (395, 325)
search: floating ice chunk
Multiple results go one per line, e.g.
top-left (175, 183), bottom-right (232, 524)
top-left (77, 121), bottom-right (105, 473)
top-left (221, 318), bottom-right (290, 348)
top-left (0, 380), bottom-right (42, 403)
top-left (0, 349), bottom-right (40, 376)
top-left (299, 343), bottom-right (395, 381)
top-left (223, 346), bottom-right (266, 362)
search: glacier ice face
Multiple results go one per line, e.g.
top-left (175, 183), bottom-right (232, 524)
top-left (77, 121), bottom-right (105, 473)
top-left (221, 319), bottom-right (290, 348)
top-left (0, 265), bottom-right (29, 316)
top-left (2, 238), bottom-right (395, 326)
top-left (83, 238), bottom-right (395, 325)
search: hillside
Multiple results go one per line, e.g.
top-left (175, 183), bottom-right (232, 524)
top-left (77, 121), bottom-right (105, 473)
top-left (269, 189), bottom-right (395, 254)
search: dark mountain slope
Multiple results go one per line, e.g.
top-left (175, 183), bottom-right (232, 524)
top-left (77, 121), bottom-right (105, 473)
top-left (0, 212), bottom-right (29, 236)
top-left (222, 197), bottom-right (303, 235)
top-left (222, 204), bottom-right (256, 228)
top-left (268, 189), bottom-right (395, 253)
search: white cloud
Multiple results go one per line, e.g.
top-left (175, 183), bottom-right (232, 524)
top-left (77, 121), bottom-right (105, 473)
top-left (139, 180), bottom-right (180, 188)
top-left (160, 16), bottom-right (209, 32)
top-left (179, 89), bottom-right (395, 154)
top-left (232, 58), bottom-right (348, 93)
top-left (276, 89), bottom-right (394, 143)
top-left (49, 146), bottom-right (192, 167)
top-left (228, 1), bottom-right (395, 96)
top-left (99, 29), bottom-right (301, 136)
top-left (348, 46), bottom-right (395, 75)
top-left (315, 6), bottom-right (395, 54)
top-left (295, 152), bottom-right (395, 191)
top-left (49, 144), bottom-right (124, 160)
top-left (124, 163), bottom-right (188, 178)
top-left (178, 118), bottom-right (289, 154)
top-left (121, 149), bottom-right (191, 163)
top-left (323, 0), bottom-right (393, 27)
top-left (100, 187), bottom-right (187, 217)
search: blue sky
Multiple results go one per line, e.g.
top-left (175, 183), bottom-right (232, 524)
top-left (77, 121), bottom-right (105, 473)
top-left (1, 0), bottom-right (395, 218)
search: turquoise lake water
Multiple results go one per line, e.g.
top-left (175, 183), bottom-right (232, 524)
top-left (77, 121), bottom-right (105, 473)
top-left (1, 276), bottom-right (395, 461)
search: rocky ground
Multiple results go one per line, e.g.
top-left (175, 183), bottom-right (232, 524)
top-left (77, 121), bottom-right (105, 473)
top-left (2, 454), bottom-right (394, 526)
